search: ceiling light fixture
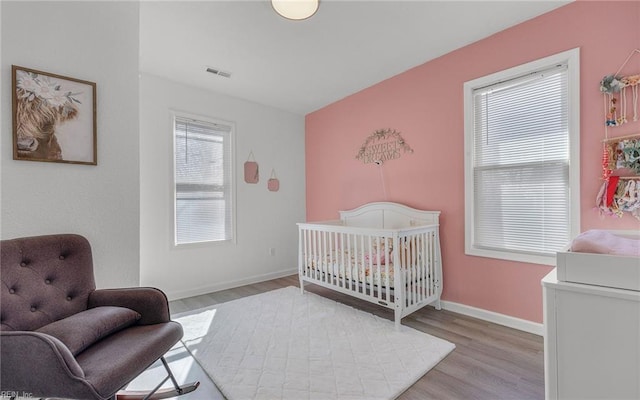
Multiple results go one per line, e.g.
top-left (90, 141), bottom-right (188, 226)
top-left (271, 0), bottom-right (319, 21)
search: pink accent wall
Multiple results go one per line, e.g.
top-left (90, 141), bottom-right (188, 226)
top-left (305, 1), bottom-right (640, 324)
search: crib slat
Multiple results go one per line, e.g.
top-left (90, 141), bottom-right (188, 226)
top-left (319, 231), bottom-right (324, 282)
top-left (334, 232), bottom-right (347, 289)
top-left (422, 231), bottom-right (427, 298)
top-left (363, 234), bottom-right (369, 296)
top-left (408, 235), bottom-right (412, 305)
top-left (368, 235), bottom-right (373, 298)
top-left (323, 231), bottom-right (328, 284)
top-left (308, 229), bottom-right (312, 280)
top-left (421, 232), bottom-right (427, 301)
top-left (354, 235), bottom-right (367, 294)
top-left (425, 231), bottom-right (430, 298)
top-left (327, 231), bottom-right (332, 284)
top-left (328, 231), bottom-right (332, 285)
top-left (411, 234), bottom-right (415, 306)
top-left (411, 234), bottom-right (417, 307)
top-left (346, 233), bottom-right (352, 291)
top-left (352, 233), bottom-right (358, 293)
top-left (385, 236), bottom-right (392, 302)
top-left (309, 229), bottom-right (313, 280)
top-left (303, 229), bottom-right (308, 279)
top-left (316, 229), bottom-right (321, 282)
top-left (415, 233), bottom-right (421, 303)
top-left (418, 234), bottom-right (422, 302)
top-left (406, 235), bottom-right (412, 307)
top-left (429, 230), bottom-right (434, 297)
top-left (313, 229), bottom-right (318, 281)
top-left (411, 234), bottom-right (422, 304)
top-left (375, 236), bottom-right (380, 302)
top-left (332, 231), bottom-right (337, 287)
top-left (317, 230), bottom-right (322, 282)
top-left (334, 231), bottom-right (339, 286)
top-left (328, 231), bottom-right (333, 285)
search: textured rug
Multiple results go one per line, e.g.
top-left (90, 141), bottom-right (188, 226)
top-left (175, 286), bottom-right (455, 400)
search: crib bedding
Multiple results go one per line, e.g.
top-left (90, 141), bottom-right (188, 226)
top-left (305, 258), bottom-right (398, 287)
top-left (304, 248), bottom-right (428, 288)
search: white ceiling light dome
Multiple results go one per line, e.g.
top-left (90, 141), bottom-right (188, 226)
top-left (271, 0), bottom-right (319, 21)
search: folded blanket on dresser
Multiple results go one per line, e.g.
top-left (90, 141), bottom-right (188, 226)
top-left (570, 230), bottom-right (640, 257)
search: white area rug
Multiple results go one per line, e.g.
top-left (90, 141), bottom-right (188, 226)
top-left (175, 286), bottom-right (455, 400)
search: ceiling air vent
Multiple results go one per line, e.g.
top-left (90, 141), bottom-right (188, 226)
top-left (206, 67), bottom-right (231, 78)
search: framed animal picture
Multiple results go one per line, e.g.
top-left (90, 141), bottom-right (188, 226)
top-left (12, 65), bottom-right (97, 165)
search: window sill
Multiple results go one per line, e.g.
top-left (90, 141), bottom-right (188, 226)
top-left (465, 246), bottom-right (556, 266)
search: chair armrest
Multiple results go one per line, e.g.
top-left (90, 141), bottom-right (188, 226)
top-left (0, 331), bottom-right (95, 397)
top-left (88, 287), bottom-right (171, 325)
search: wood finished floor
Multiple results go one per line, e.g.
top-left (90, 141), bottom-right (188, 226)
top-left (159, 275), bottom-right (545, 400)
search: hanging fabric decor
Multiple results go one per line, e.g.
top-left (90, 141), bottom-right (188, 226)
top-left (596, 176), bottom-right (640, 220)
top-left (244, 151), bottom-right (259, 184)
top-left (267, 169), bottom-right (280, 192)
top-left (355, 128), bottom-right (413, 165)
top-left (596, 133), bottom-right (640, 220)
top-left (600, 49), bottom-right (640, 129)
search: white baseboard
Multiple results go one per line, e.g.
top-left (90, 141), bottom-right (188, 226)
top-left (440, 300), bottom-right (543, 336)
top-left (166, 268), bottom-right (298, 301)
top-left (167, 272), bottom-right (543, 336)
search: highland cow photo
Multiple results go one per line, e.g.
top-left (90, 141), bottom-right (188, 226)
top-left (12, 65), bottom-right (96, 165)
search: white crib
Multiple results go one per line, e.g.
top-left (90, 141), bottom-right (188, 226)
top-left (298, 202), bottom-right (443, 329)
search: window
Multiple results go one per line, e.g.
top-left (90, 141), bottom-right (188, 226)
top-left (173, 113), bottom-right (234, 245)
top-left (464, 49), bottom-right (580, 265)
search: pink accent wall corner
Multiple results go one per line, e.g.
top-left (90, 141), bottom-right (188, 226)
top-left (305, 1), bottom-right (640, 324)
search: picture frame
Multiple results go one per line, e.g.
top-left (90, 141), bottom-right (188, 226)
top-left (12, 65), bottom-right (97, 165)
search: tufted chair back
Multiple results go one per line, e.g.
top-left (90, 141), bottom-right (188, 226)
top-left (1, 234), bottom-right (96, 332)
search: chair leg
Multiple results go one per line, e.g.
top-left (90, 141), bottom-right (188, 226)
top-left (116, 357), bottom-right (199, 400)
top-left (160, 357), bottom-right (181, 394)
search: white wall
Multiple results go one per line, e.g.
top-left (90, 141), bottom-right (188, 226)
top-left (1, 2), bottom-right (140, 288)
top-left (140, 74), bottom-right (305, 300)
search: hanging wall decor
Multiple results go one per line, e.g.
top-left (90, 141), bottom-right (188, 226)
top-left (12, 65), bottom-right (97, 165)
top-left (596, 49), bottom-right (640, 220)
top-left (355, 128), bottom-right (413, 165)
top-left (267, 169), bottom-right (280, 192)
top-left (596, 133), bottom-right (640, 220)
top-left (244, 151), bottom-right (259, 183)
top-left (600, 49), bottom-right (640, 129)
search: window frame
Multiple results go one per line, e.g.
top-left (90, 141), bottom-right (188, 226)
top-left (171, 110), bottom-right (236, 247)
top-left (463, 48), bottom-right (581, 266)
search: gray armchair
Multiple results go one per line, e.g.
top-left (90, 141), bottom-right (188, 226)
top-left (0, 234), bottom-right (198, 400)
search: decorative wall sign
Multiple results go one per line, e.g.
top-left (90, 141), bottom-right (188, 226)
top-left (356, 128), bottom-right (413, 165)
top-left (244, 151), bottom-right (259, 183)
top-left (12, 65), bottom-right (97, 165)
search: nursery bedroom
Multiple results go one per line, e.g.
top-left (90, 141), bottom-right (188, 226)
top-left (1, 1), bottom-right (639, 400)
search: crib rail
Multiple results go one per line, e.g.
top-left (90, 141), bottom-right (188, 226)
top-left (297, 222), bottom-right (441, 316)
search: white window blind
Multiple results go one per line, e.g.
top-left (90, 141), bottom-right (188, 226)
top-left (174, 116), bottom-right (233, 245)
top-left (471, 64), bottom-right (570, 257)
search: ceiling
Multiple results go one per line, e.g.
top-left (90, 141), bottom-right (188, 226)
top-left (140, 0), bottom-right (570, 115)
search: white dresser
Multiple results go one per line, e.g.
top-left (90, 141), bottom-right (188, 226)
top-left (542, 269), bottom-right (640, 400)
